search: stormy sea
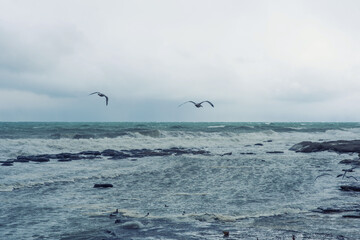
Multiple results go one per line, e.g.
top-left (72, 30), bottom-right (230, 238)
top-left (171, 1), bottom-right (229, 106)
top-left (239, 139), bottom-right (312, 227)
top-left (1, 122), bottom-right (360, 240)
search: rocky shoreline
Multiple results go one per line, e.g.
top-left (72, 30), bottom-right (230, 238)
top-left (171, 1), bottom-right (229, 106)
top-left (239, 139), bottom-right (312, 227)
top-left (0, 147), bottom-right (211, 167)
top-left (289, 140), bottom-right (360, 154)
top-left (290, 140), bottom-right (360, 219)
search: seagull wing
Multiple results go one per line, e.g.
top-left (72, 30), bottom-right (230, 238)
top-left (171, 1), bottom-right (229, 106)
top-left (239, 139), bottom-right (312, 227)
top-left (89, 92), bottom-right (100, 95)
top-left (178, 101), bottom-right (196, 107)
top-left (105, 95), bottom-right (109, 106)
top-left (200, 101), bottom-right (214, 107)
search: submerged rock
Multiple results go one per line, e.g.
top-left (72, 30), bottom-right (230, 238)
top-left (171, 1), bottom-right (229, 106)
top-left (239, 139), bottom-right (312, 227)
top-left (340, 185), bottom-right (360, 192)
top-left (30, 157), bottom-right (50, 162)
top-left (1, 162), bottom-right (13, 166)
top-left (94, 183), bottom-right (113, 188)
top-left (339, 159), bottom-right (360, 166)
top-left (343, 214), bottom-right (360, 218)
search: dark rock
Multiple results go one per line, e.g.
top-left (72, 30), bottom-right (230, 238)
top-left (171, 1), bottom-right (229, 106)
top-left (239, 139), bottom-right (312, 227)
top-left (314, 208), bottom-right (349, 214)
top-left (290, 140), bottom-right (360, 154)
top-left (58, 159), bottom-right (72, 162)
top-left (343, 215), bottom-right (360, 218)
top-left (1, 162), bottom-right (13, 166)
top-left (17, 156), bottom-right (32, 161)
top-left (220, 152), bottom-right (232, 156)
top-left (339, 159), bottom-right (360, 166)
top-left (13, 158), bottom-right (30, 163)
top-left (340, 185), bottom-right (360, 192)
top-left (101, 149), bottom-right (122, 157)
top-left (56, 153), bottom-right (82, 160)
top-left (94, 183), bottom-right (113, 188)
top-left (30, 157), bottom-right (50, 162)
top-left (266, 151), bottom-right (284, 154)
top-left (79, 151), bottom-right (101, 156)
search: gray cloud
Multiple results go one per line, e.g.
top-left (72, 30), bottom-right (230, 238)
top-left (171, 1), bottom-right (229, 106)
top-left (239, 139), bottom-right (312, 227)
top-left (0, 0), bottom-right (360, 121)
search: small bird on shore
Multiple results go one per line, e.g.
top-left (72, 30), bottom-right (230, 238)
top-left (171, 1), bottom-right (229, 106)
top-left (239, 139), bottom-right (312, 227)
top-left (178, 101), bottom-right (214, 108)
top-left (89, 92), bottom-right (108, 106)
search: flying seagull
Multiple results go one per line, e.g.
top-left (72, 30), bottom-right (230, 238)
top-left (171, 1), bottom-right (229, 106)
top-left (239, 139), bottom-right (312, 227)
top-left (89, 92), bottom-right (108, 106)
top-left (178, 101), bottom-right (214, 108)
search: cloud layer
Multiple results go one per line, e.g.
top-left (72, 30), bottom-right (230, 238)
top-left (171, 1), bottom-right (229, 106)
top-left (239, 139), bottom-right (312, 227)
top-left (1, 0), bottom-right (360, 121)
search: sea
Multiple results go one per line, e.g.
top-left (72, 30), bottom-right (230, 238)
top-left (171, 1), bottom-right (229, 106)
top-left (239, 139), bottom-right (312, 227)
top-left (0, 122), bottom-right (360, 240)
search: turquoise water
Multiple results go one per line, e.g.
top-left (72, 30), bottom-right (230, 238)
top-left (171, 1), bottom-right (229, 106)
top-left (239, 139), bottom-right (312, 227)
top-left (0, 122), bottom-right (360, 239)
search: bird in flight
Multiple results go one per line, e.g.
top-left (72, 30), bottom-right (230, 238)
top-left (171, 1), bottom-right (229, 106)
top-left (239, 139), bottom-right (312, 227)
top-left (89, 92), bottom-right (108, 106)
top-left (178, 101), bottom-right (214, 108)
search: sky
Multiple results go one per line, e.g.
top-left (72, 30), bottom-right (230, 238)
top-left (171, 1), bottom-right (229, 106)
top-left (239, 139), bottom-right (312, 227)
top-left (1, 0), bottom-right (360, 122)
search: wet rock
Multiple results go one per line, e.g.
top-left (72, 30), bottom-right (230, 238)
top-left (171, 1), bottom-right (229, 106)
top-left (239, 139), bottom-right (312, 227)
top-left (17, 156), bottom-right (32, 161)
top-left (339, 159), bottom-right (360, 166)
top-left (30, 157), bottom-right (50, 162)
top-left (55, 153), bottom-right (82, 160)
top-left (290, 140), bottom-right (360, 154)
top-left (266, 151), bottom-right (284, 154)
top-left (101, 149), bottom-right (122, 157)
top-left (340, 185), bottom-right (360, 192)
top-left (14, 158), bottom-right (30, 163)
top-left (79, 151), bottom-right (101, 156)
top-left (1, 162), bottom-right (13, 166)
top-left (314, 207), bottom-right (350, 214)
top-left (343, 214), bottom-right (360, 218)
top-left (58, 159), bottom-right (72, 162)
top-left (220, 152), bottom-right (232, 156)
top-left (94, 183), bottom-right (113, 188)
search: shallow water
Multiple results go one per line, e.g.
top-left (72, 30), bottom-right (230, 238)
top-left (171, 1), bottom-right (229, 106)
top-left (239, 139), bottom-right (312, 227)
top-left (1, 122), bottom-right (360, 239)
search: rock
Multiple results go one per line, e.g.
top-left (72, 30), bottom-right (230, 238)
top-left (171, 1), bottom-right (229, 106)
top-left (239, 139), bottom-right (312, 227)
top-left (101, 149), bottom-right (122, 157)
top-left (220, 152), bottom-right (232, 156)
top-left (343, 215), bottom-right (360, 218)
top-left (94, 183), bottom-right (113, 188)
top-left (14, 158), bottom-right (30, 163)
top-left (58, 159), bottom-right (72, 162)
top-left (17, 156), bottom-right (32, 161)
top-left (314, 208), bottom-right (349, 214)
top-left (266, 151), bottom-right (284, 154)
top-left (340, 185), bottom-right (360, 192)
top-left (290, 140), bottom-right (360, 154)
top-left (56, 153), bottom-right (82, 160)
top-left (254, 143), bottom-right (263, 146)
top-left (79, 151), bottom-right (101, 156)
top-left (30, 157), bottom-right (50, 162)
top-left (339, 159), bottom-right (360, 166)
top-left (1, 162), bottom-right (13, 166)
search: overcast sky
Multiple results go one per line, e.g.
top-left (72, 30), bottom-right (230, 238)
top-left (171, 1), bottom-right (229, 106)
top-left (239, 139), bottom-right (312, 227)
top-left (0, 0), bottom-right (360, 122)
